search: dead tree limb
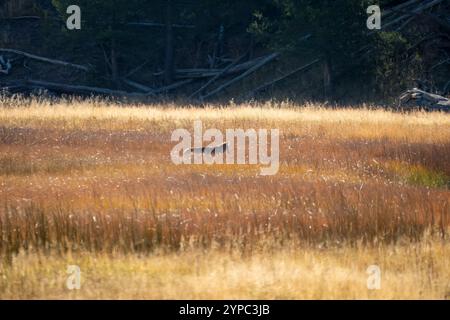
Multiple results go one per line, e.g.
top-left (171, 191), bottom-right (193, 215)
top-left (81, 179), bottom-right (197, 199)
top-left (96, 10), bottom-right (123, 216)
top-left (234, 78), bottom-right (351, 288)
top-left (201, 52), bottom-right (280, 100)
top-left (0, 49), bottom-right (89, 71)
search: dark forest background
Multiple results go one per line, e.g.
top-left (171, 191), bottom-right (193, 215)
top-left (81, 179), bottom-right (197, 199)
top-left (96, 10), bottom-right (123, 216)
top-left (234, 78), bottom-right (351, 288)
top-left (0, 0), bottom-right (449, 104)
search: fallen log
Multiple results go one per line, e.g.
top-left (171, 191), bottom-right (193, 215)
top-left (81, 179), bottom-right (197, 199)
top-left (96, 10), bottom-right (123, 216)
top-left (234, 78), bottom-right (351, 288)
top-left (395, 16), bottom-right (416, 32)
top-left (382, 0), bottom-right (445, 30)
top-left (0, 16), bottom-right (41, 21)
top-left (27, 79), bottom-right (149, 97)
top-left (124, 60), bottom-right (150, 78)
top-left (26, 78), bottom-right (192, 97)
top-left (128, 22), bottom-right (195, 29)
top-left (0, 49), bottom-right (89, 72)
top-left (399, 88), bottom-right (450, 110)
top-left (382, 0), bottom-right (421, 20)
top-left (201, 52), bottom-right (280, 100)
top-left (403, 11), bottom-right (450, 34)
top-left (189, 52), bottom-right (249, 99)
top-left (170, 55), bottom-right (267, 79)
top-left (152, 79), bottom-right (193, 94)
top-left (122, 78), bottom-right (155, 93)
top-left (245, 58), bottom-right (321, 98)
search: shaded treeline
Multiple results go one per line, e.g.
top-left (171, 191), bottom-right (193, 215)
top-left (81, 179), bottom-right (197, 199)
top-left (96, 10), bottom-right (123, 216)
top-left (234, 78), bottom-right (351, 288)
top-left (0, 0), bottom-right (449, 102)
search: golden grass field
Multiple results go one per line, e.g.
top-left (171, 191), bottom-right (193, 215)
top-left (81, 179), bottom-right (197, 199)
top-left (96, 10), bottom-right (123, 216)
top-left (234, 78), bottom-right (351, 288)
top-left (0, 96), bottom-right (449, 299)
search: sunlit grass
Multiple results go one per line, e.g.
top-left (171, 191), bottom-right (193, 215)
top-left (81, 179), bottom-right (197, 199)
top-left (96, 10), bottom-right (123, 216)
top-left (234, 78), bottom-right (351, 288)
top-left (1, 236), bottom-right (449, 299)
top-left (384, 161), bottom-right (449, 189)
top-left (0, 96), bottom-right (449, 299)
top-left (1, 97), bottom-right (449, 142)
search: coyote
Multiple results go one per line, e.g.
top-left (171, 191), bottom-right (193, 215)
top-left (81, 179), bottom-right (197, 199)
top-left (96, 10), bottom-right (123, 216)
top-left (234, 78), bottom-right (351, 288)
top-left (187, 142), bottom-right (228, 155)
top-left (171, 120), bottom-right (280, 175)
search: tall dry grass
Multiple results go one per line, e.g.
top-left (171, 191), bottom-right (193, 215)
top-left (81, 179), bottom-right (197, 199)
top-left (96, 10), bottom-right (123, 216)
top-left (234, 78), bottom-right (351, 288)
top-left (1, 237), bottom-right (449, 299)
top-left (0, 96), bottom-right (449, 298)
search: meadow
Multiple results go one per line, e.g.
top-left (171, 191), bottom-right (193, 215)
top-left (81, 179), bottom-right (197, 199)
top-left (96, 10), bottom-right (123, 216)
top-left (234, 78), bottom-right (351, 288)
top-left (0, 96), bottom-right (449, 299)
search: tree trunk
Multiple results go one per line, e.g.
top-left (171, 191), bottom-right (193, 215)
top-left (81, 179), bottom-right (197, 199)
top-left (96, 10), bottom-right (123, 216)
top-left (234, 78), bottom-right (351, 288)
top-left (164, 0), bottom-right (175, 85)
top-left (1, 0), bottom-right (31, 18)
top-left (110, 38), bottom-right (120, 89)
top-left (323, 58), bottom-right (332, 98)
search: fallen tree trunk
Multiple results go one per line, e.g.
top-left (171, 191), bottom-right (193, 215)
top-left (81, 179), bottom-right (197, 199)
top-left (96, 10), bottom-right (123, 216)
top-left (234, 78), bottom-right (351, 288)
top-left (189, 52), bottom-right (249, 99)
top-left (27, 79), bottom-right (149, 97)
top-left (201, 52), bottom-right (279, 100)
top-left (245, 58), bottom-right (321, 98)
top-left (124, 60), bottom-right (150, 78)
top-left (382, 0), bottom-right (421, 20)
top-left (382, 0), bottom-right (445, 30)
top-left (0, 49), bottom-right (89, 71)
top-left (127, 22), bottom-right (195, 29)
top-left (404, 11), bottom-right (450, 34)
top-left (399, 88), bottom-right (450, 110)
top-left (27, 78), bottom-right (193, 97)
top-left (173, 55), bottom-right (268, 79)
top-left (122, 78), bottom-right (155, 93)
top-left (152, 79), bottom-right (193, 94)
top-left (0, 16), bottom-right (41, 20)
